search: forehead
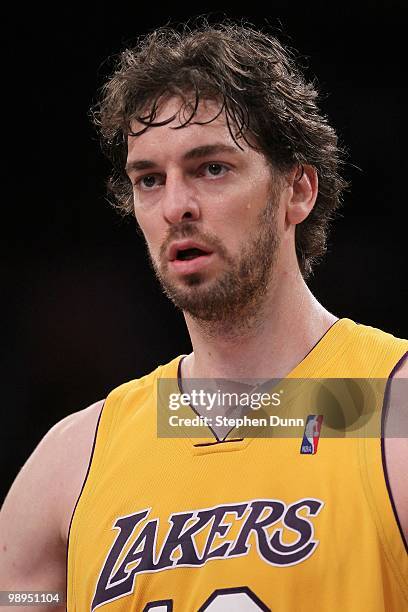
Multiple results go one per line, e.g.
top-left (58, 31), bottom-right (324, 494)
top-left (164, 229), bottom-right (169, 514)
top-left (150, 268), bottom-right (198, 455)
top-left (126, 96), bottom-right (262, 163)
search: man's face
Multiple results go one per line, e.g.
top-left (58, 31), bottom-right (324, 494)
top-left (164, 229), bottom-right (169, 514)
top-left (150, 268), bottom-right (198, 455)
top-left (126, 97), bottom-right (285, 323)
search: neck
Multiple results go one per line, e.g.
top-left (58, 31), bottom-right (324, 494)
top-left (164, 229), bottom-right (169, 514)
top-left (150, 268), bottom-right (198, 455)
top-left (182, 269), bottom-right (337, 380)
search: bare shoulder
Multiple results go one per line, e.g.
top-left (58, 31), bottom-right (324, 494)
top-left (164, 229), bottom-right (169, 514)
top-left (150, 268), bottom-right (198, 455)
top-left (0, 400), bottom-right (104, 594)
top-left (48, 399), bottom-right (105, 541)
top-left (384, 354), bottom-right (408, 543)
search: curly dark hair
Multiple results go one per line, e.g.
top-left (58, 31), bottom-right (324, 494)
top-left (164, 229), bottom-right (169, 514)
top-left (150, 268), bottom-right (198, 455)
top-left (93, 21), bottom-right (348, 277)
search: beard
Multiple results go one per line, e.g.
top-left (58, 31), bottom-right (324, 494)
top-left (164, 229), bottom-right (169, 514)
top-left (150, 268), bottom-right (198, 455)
top-left (148, 195), bottom-right (280, 325)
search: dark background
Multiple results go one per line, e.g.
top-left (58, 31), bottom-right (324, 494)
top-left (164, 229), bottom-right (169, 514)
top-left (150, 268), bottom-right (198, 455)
top-left (2, 3), bottom-right (407, 501)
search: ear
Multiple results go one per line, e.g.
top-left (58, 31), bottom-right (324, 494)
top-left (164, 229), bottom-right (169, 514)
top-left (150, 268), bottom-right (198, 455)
top-left (285, 164), bottom-right (318, 226)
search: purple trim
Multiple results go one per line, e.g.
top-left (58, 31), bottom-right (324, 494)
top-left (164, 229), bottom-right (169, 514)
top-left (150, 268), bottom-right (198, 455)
top-left (193, 438), bottom-right (244, 448)
top-left (177, 357), bottom-right (242, 443)
top-left (299, 317), bottom-right (343, 360)
top-left (176, 355), bottom-right (184, 383)
top-left (64, 400), bottom-right (106, 602)
top-left (381, 351), bottom-right (408, 554)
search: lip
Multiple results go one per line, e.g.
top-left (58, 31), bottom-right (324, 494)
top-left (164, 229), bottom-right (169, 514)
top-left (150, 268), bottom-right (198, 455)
top-left (169, 252), bottom-right (214, 275)
top-left (167, 239), bottom-right (213, 262)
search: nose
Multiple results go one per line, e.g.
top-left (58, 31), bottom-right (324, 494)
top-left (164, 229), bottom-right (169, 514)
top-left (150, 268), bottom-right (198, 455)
top-left (161, 171), bottom-right (200, 225)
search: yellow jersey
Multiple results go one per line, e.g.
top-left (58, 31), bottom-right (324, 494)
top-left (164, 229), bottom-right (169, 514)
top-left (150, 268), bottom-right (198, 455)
top-left (67, 318), bottom-right (408, 611)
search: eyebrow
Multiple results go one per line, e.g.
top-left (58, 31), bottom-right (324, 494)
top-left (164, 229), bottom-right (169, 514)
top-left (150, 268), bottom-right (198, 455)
top-left (125, 143), bottom-right (240, 174)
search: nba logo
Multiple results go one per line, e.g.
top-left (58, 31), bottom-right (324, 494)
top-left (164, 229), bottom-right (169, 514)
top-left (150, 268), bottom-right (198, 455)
top-left (300, 415), bottom-right (323, 454)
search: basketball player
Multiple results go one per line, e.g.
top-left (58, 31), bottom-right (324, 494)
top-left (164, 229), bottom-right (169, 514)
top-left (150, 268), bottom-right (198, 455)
top-left (1, 23), bottom-right (407, 611)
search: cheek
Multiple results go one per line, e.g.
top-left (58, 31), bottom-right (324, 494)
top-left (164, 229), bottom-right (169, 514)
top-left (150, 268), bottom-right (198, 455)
top-left (211, 181), bottom-right (263, 218)
top-left (134, 212), bottom-right (162, 254)
top-left (228, 179), bottom-right (272, 224)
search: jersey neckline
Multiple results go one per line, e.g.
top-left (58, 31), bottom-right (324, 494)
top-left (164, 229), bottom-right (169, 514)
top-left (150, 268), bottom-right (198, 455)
top-left (158, 318), bottom-right (356, 455)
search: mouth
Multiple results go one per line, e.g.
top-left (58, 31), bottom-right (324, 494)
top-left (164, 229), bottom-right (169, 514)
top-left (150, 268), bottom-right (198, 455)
top-left (168, 241), bottom-right (213, 262)
top-left (168, 241), bottom-right (215, 275)
top-left (175, 247), bottom-right (210, 261)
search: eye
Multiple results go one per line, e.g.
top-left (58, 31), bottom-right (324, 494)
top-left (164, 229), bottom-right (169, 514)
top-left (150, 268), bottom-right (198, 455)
top-left (134, 174), bottom-right (163, 190)
top-left (201, 163), bottom-right (229, 178)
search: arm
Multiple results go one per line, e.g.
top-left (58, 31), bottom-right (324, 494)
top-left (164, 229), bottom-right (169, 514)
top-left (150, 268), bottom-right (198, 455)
top-left (0, 400), bottom-right (104, 611)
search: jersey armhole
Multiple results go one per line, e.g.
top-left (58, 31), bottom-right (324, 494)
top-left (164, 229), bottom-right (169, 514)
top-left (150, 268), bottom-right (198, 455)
top-left (381, 351), bottom-right (408, 554)
top-left (65, 399), bottom-right (110, 608)
top-left (359, 351), bottom-right (408, 602)
top-left (66, 400), bottom-right (105, 552)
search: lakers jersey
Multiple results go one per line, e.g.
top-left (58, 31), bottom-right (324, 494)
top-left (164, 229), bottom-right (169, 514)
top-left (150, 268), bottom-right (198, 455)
top-left (67, 319), bottom-right (408, 611)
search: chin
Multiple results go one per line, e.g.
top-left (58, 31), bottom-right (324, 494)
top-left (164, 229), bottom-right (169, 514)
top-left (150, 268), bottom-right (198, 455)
top-left (166, 269), bottom-right (214, 288)
top-left (182, 272), bottom-right (208, 287)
